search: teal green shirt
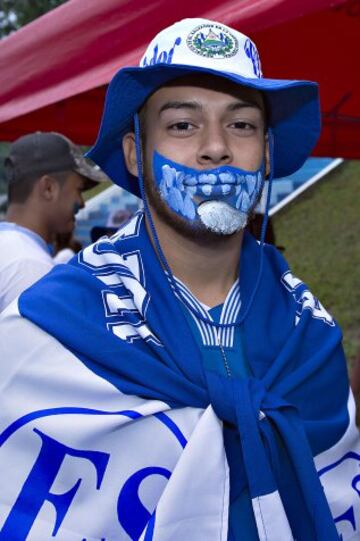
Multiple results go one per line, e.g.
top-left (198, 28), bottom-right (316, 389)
top-left (175, 278), bottom-right (258, 540)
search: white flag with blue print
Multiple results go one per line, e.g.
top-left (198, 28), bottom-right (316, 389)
top-left (0, 302), bottom-right (228, 540)
top-left (1, 211), bottom-right (360, 540)
top-left (1, 302), bottom-right (360, 540)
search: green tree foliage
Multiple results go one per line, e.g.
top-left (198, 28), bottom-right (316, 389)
top-left (0, 0), bottom-right (68, 38)
top-left (273, 160), bottom-right (360, 365)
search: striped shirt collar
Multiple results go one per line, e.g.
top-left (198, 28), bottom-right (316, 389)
top-left (170, 275), bottom-right (242, 349)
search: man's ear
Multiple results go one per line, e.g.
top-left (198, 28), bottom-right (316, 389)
top-left (122, 132), bottom-right (138, 177)
top-left (36, 174), bottom-right (60, 202)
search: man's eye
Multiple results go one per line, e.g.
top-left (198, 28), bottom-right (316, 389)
top-left (231, 121), bottom-right (255, 130)
top-left (169, 122), bottom-right (193, 131)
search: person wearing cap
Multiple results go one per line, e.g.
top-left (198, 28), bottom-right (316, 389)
top-left (0, 131), bottom-right (106, 312)
top-left (0, 20), bottom-right (358, 540)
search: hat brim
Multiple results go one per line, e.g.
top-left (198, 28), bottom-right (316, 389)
top-left (74, 157), bottom-right (109, 191)
top-left (87, 64), bottom-right (321, 197)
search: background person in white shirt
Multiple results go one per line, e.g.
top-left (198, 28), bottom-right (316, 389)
top-left (0, 131), bottom-right (107, 312)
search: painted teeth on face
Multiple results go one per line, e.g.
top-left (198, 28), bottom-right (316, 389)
top-left (168, 186), bottom-right (184, 214)
top-left (236, 191), bottom-right (250, 210)
top-left (201, 184), bottom-right (213, 196)
top-left (175, 171), bottom-right (185, 190)
top-left (159, 180), bottom-right (168, 199)
top-left (235, 193), bottom-right (241, 210)
top-left (198, 173), bottom-right (217, 185)
top-left (221, 184), bottom-right (232, 195)
top-left (184, 192), bottom-right (196, 220)
top-left (155, 152), bottom-right (264, 231)
top-left (240, 191), bottom-right (251, 212)
top-left (186, 186), bottom-right (197, 196)
top-left (245, 174), bottom-right (256, 196)
top-left (236, 174), bottom-right (245, 185)
top-left (184, 174), bottom-right (197, 186)
top-left (219, 172), bottom-right (235, 184)
top-left (162, 165), bottom-right (176, 188)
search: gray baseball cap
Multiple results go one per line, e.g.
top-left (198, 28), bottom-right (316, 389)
top-left (5, 131), bottom-right (109, 190)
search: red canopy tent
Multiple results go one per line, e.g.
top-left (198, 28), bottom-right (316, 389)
top-left (0, 0), bottom-right (358, 158)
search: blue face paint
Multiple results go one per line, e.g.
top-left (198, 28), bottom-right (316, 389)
top-left (152, 151), bottom-right (265, 234)
top-left (73, 202), bottom-right (82, 216)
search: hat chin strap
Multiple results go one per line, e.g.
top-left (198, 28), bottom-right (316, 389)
top-left (134, 113), bottom-right (275, 328)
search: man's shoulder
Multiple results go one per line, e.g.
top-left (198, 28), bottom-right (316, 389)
top-left (0, 227), bottom-right (26, 247)
top-left (0, 232), bottom-right (54, 313)
top-left (0, 227), bottom-right (52, 267)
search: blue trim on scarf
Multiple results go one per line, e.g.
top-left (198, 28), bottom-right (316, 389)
top-left (19, 212), bottom-right (348, 539)
top-left (0, 407), bottom-right (186, 450)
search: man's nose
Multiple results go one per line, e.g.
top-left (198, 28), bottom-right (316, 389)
top-left (197, 125), bottom-right (232, 166)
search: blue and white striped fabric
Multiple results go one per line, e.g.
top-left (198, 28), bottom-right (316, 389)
top-left (171, 276), bottom-right (241, 348)
top-left (0, 211), bottom-right (359, 540)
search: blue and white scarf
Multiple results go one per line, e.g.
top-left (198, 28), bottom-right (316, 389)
top-left (0, 211), bottom-right (359, 540)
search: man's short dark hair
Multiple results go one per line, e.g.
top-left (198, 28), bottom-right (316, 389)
top-left (7, 171), bottom-right (69, 204)
top-left (4, 132), bottom-right (107, 204)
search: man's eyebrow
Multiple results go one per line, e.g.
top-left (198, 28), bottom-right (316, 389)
top-left (226, 101), bottom-right (262, 112)
top-left (158, 100), bottom-right (262, 115)
top-left (159, 101), bottom-right (202, 114)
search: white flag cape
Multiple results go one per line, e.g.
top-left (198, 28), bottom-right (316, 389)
top-left (1, 215), bottom-right (360, 540)
top-left (0, 300), bottom-right (360, 540)
top-left (0, 301), bottom-right (230, 540)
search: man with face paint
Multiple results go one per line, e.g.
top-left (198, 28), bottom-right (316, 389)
top-left (0, 19), bottom-right (358, 541)
top-left (122, 75), bottom-right (269, 309)
top-left (0, 132), bottom-right (106, 312)
top-left (137, 77), bottom-right (267, 234)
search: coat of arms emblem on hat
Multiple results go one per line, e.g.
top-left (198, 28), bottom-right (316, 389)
top-left (186, 24), bottom-right (238, 59)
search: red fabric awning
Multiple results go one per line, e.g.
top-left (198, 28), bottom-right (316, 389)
top-left (0, 0), bottom-right (358, 158)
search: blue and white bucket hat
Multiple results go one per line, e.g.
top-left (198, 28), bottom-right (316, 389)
top-left (88, 18), bottom-right (321, 197)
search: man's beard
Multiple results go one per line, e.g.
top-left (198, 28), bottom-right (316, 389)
top-left (143, 166), bottom-right (262, 245)
top-left (143, 168), bottom-right (241, 244)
